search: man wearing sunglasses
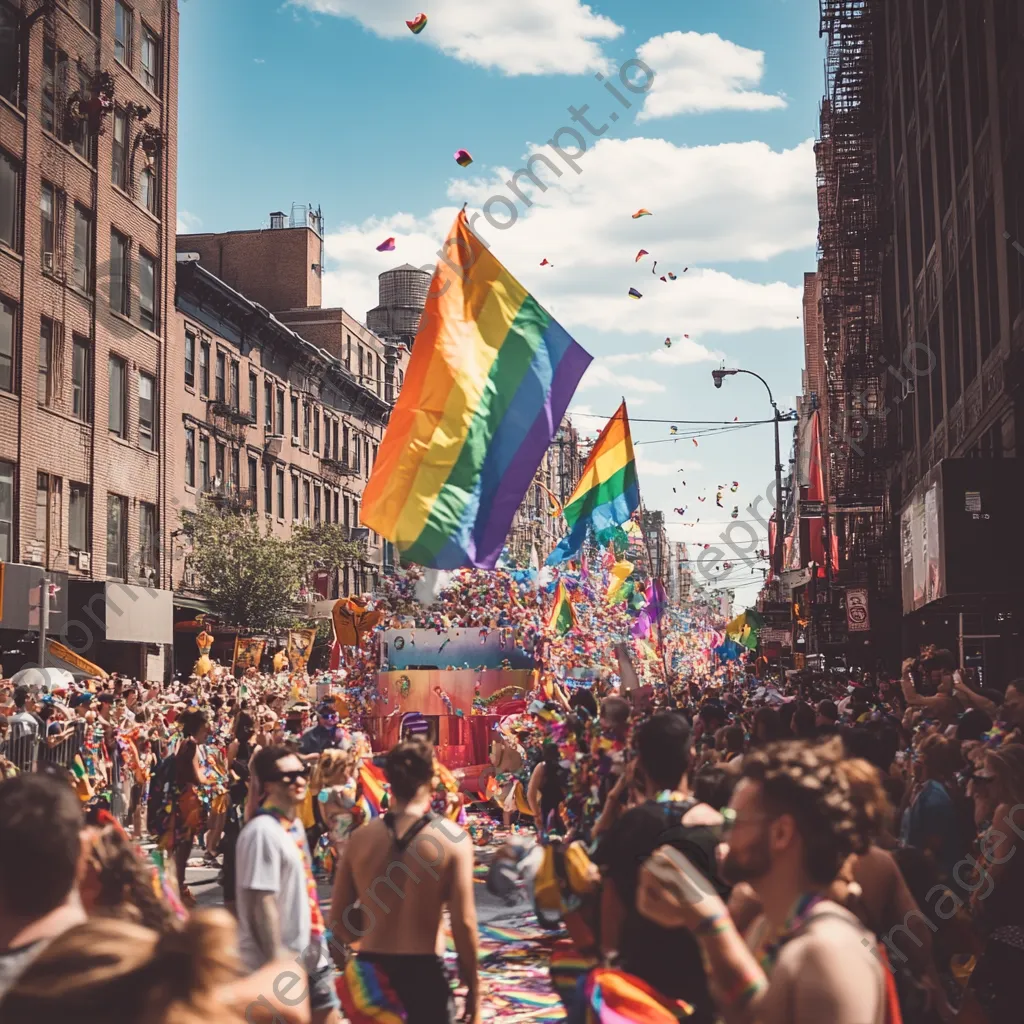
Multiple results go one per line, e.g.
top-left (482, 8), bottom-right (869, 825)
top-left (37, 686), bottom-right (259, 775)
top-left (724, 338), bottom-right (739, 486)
top-left (236, 744), bottom-right (340, 1024)
top-left (298, 701), bottom-right (342, 760)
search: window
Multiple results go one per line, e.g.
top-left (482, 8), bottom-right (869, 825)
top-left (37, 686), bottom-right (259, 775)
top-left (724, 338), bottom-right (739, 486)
top-left (140, 24), bottom-right (159, 91)
top-left (215, 442), bottom-right (225, 484)
top-left (184, 330), bottom-right (195, 388)
top-left (333, 420), bottom-right (340, 460)
top-left (343, 495), bottom-right (350, 528)
top-left (353, 498), bottom-right (360, 526)
top-left (199, 341), bottom-right (210, 397)
top-left (42, 39), bottom-right (56, 133)
top-left (110, 229), bottom-right (130, 315)
top-left (69, 483), bottom-right (89, 553)
top-left (199, 435), bottom-right (209, 488)
top-left (72, 335), bottom-right (91, 421)
top-left (291, 476), bottom-right (299, 520)
top-left (66, 66), bottom-right (93, 162)
top-left (185, 427), bottom-right (195, 487)
top-left (40, 183), bottom-right (55, 273)
top-left (249, 372), bottom-right (258, 419)
top-left (139, 164), bottom-right (157, 215)
top-left (364, 439), bottom-right (370, 477)
top-left (342, 424), bottom-right (350, 462)
top-left (263, 379), bottom-right (272, 427)
top-left (314, 486), bottom-right (321, 523)
top-left (106, 494), bottom-right (127, 579)
top-left (248, 455), bottom-right (258, 495)
top-left (230, 448), bottom-right (240, 492)
top-left (303, 480), bottom-right (310, 521)
top-left (76, 0), bottom-right (97, 32)
top-left (0, 6), bottom-right (19, 107)
top-left (114, 1), bottom-right (132, 65)
top-left (291, 394), bottom-right (299, 438)
top-left (0, 460), bottom-right (12, 561)
top-left (139, 502), bottom-right (157, 578)
top-left (138, 249), bottom-right (156, 331)
top-left (0, 297), bottom-right (15, 393)
top-left (215, 351), bottom-right (225, 401)
top-left (302, 402), bottom-right (310, 448)
top-left (276, 469), bottom-right (285, 518)
top-left (38, 318), bottom-right (54, 404)
top-left (112, 109), bottom-right (127, 188)
top-left (323, 417), bottom-right (331, 458)
top-left (358, 346), bottom-right (364, 383)
top-left (72, 205), bottom-right (93, 293)
top-left (229, 360), bottom-right (239, 410)
top-left (0, 149), bottom-right (19, 251)
top-left (334, 490), bottom-right (339, 523)
top-left (346, 334), bottom-right (352, 370)
top-left (313, 410), bottom-right (320, 452)
top-left (138, 371), bottom-right (155, 450)
top-left (372, 443), bottom-right (378, 470)
top-left (263, 463), bottom-right (272, 512)
top-left (108, 354), bottom-right (126, 436)
top-left (276, 389), bottom-right (285, 433)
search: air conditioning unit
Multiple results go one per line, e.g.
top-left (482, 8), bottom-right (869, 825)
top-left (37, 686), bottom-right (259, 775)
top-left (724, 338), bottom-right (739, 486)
top-left (43, 252), bottom-right (54, 272)
top-left (79, 552), bottom-right (91, 571)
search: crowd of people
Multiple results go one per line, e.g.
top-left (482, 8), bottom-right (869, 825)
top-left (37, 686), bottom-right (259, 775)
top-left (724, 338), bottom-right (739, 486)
top-left (0, 565), bottom-right (1023, 1023)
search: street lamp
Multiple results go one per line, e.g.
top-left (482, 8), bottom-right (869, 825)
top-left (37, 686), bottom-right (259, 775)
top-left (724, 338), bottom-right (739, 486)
top-left (710, 368), bottom-right (785, 579)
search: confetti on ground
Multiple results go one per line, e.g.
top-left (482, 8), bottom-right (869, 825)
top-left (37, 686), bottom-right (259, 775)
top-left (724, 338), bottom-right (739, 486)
top-left (455, 149), bottom-right (473, 167)
top-left (376, 237), bottom-right (396, 252)
top-left (406, 13), bottom-right (428, 33)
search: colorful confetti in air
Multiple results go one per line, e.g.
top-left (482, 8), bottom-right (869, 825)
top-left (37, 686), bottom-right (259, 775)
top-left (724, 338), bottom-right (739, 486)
top-left (406, 13), bottom-right (428, 33)
top-left (632, 209), bottom-right (652, 219)
top-left (376, 237), bottom-right (396, 252)
top-left (628, 288), bottom-right (642, 299)
top-left (635, 250), bottom-right (648, 262)
top-left (454, 149), bottom-right (473, 167)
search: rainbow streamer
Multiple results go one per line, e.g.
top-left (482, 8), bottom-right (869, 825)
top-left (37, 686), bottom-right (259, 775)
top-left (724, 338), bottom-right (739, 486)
top-left (358, 760), bottom-right (389, 818)
top-left (361, 210), bottom-right (592, 568)
top-left (338, 958), bottom-right (406, 1024)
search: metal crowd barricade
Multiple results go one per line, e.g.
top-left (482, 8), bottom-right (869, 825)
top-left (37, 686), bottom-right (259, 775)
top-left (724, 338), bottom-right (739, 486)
top-left (3, 731), bottom-right (40, 773)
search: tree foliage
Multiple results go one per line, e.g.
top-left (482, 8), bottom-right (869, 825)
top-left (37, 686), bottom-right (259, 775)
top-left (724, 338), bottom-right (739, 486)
top-left (180, 501), bottom-right (367, 630)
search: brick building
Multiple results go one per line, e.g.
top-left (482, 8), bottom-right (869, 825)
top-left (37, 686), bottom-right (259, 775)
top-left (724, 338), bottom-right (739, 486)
top-left (0, 0), bottom-right (177, 678)
top-left (173, 215), bottom-right (416, 634)
top-left (817, 0), bottom-right (1024, 676)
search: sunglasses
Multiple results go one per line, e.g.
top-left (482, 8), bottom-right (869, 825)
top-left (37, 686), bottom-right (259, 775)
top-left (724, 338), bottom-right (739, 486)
top-left (320, 713), bottom-right (339, 721)
top-left (266, 768), bottom-right (309, 784)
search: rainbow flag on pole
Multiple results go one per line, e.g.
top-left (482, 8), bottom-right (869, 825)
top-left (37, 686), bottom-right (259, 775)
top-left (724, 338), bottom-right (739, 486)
top-left (547, 579), bottom-right (578, 635)
top-left (361, 210), bottom-right (592, 568)
top-left (547, 401), bottom-right (639, 564)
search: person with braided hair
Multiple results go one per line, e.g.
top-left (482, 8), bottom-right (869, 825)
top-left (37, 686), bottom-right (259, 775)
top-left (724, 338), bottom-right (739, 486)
top-left (635, 738), bottom-right (890, 1024)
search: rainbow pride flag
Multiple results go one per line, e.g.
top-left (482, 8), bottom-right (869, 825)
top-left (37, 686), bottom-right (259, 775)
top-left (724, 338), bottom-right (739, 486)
top-left (547, 402), bottom-right (639, 564)
top-left (547, 579), bottom-right (578, 636)
top-left (361, 210), bottom-right (592, 568)
top-left (357, 760), bottom-right (389, 819)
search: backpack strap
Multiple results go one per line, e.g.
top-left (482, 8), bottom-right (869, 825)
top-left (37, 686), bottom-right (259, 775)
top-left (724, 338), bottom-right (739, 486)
top-left (383, 811), bottom-right (437, 854)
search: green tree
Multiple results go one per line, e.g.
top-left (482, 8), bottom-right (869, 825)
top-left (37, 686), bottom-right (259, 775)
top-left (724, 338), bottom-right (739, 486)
top-left (291, 521), bottom-right (366, 574)
top-left (181, 499), bottom-right (307, 630)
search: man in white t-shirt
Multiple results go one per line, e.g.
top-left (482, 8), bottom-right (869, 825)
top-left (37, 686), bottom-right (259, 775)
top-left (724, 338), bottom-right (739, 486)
top-left (236, 744), bottom-right (340, 1024)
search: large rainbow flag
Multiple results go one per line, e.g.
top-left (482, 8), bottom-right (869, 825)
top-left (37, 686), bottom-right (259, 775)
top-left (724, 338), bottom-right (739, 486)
top-left (547, 401), bottom-right (639, 564)
top-left (361, 210), bottom-right (592, 568)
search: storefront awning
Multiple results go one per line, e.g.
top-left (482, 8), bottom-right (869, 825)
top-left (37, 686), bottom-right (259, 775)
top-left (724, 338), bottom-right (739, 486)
top-left (65, 581), bottom-right (173, 647)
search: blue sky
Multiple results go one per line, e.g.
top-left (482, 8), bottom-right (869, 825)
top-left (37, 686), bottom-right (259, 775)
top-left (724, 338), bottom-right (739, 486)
top-left (177, 0), bottom-right (825, 605)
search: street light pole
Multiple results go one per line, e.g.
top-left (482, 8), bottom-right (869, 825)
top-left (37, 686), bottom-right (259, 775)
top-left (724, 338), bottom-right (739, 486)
top-left (711, 368), bottom-right (785, 579)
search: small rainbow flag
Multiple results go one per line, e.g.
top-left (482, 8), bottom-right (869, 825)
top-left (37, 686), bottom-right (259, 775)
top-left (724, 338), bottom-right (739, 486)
top-left (358, 760), bottom-right (389, 818)
top-left (547, 402), bottom-right (639, 564)
top-left (406, 13), bottom-right (427, 34)
top-left (547, 579), bottom-right (578, 636)
top-left (361, 210), bottom-right (592, 568)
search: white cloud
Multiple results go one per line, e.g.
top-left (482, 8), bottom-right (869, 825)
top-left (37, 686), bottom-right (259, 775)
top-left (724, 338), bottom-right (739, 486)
top-left (288, 0), bottom-right (623, 76)
top-left (636, 31), bottom-right (786, 119)
top-left (577, 362), bottom-right (665, 394)
top-left (322, 135), bottom-right (815, 337)
top-left (176, 210), bottom-right (202, 233)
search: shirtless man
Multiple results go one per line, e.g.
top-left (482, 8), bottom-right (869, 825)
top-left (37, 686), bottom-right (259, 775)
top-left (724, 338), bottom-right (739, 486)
top-left (330, 738), bottom-right (480, 1024)
top-left (635, 738), bottom-right (886, 1024)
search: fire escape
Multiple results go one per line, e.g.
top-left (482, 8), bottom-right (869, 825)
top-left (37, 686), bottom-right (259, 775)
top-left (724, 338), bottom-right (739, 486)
top-left (816, 0), bottom-right (898, 650)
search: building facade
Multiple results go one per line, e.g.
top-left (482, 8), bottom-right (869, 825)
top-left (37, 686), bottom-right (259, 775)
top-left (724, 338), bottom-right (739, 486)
top-left (173, 216), bottom-right (414, 623)
top-left (817, 0), bottom-right (1024, 676)
top-left (0, 0), bottom-right (178, 678)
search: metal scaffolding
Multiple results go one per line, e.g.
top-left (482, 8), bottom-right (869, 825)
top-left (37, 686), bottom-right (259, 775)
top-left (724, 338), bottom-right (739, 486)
top-left (816, 0), bottom-right (895, 599)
